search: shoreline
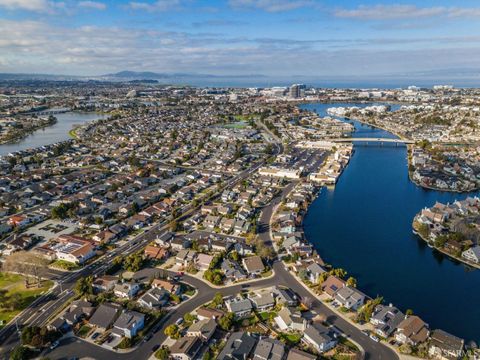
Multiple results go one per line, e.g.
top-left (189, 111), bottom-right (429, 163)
top-left (412, 222), bottom-right (480, 270)
top-left (0, 117), bottom-right (57, 145)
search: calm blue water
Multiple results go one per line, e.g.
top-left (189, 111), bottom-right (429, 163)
top-left (301, 103), bottom-right (480, 343)
top-left (0, 112), bottom-right (107, 156)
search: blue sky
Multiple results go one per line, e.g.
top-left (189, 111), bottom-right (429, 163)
top-left (2, 0), bottom-right (480, 82)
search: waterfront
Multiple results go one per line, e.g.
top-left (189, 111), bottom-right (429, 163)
top-left (302, 103), bottom-right (480, 343)
top-left (0, 112), bottom-right (107, 156)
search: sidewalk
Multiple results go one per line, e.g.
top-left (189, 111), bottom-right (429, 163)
top-left (286, 268), bottom-right (416, 360)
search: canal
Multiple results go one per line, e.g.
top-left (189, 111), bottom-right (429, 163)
top-left (0, 112), bottom-right (107, 156)
top-left (301, 102), bottom-right (480, 343)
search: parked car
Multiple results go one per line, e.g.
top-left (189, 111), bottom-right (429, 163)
top-left (50, 340), bottom-right (60, 350)
top-left (369, 334), bottom-right (380, 342)
top-left (175, 318), bottom-right (184, 326)
top-left (152, 344), bottom-right (160, 352)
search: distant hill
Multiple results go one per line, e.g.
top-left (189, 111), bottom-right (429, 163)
top-left (103, 70), bottom-right (267, 80)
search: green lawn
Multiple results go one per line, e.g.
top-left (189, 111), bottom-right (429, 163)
top-left (50, 260), bottom-right (81, 271)
top-left (0, 273), bottom-right (53, 328)
top-left (77, 325), bottom-right (92, 338)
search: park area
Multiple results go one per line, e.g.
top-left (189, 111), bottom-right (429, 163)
top-left (0, 272), bottom-right (53, 328)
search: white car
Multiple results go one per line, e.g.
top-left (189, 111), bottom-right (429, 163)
top-left (50, 340), bottom-right (60, 349)
top-left (369, 334), bottom-right (380, 342)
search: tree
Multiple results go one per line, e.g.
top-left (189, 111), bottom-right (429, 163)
top-left (406, 309), bottom-right (414, 316)
top-left (330, 268), bottom-right (347, 279)
top-left (9, 346), bottom-right (30, 360)
top-left (123, 253), bottom-right (145, 272)
top-left (164, 324), bottom-right (180, 339)
top-left (211, 292), bottom-right (224, 308)
top-left (346, 277), bottom-right (357, 288)
top-left (74, 276), bottom-right (93, 297)
top-left (218, 312), bottom-right (235, 331)
top-left (357, 296), bottom-right (383, 323)
top-left (155, 346), bottom-right (170, 360)
top-left (229, 250), bottom-right (240, 262)
top-left (183, 313), bottom-right (197, 325)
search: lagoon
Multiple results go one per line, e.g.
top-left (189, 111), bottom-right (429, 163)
top-left (301, 103), bottom-right (480, 343)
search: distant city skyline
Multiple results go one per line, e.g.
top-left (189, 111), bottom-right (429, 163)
top-left (2, 0), bottom-right (480, 83)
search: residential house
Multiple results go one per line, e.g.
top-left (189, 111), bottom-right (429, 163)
top-left (274, 307), bottom-right (307, 332)
top-left (195, 253), bottom-right (214, 271)
top-left (196, 307), bottom-right (224, 321)
top-left (306, 262), bottom-right (326, 284)
top-left (249, 291), bottom-right (275, 311)
top-left (170, 336), bottom-right (203, 360)
top-left (186, 318), bottom-right (217, 342)
top-left (333, 286), bottom-right (366, 311)
top-left (321, 276), bottom-right (345, 297)
top-left (113, 282), bottom-right (140, 299)
top-left (93, 275), bottom-right (119, 293)
top-left (395, 316), bottom-right (429, 346)
top-left (144, 245), bottom-right (169, 260)
top-left (253, 337), bottom-right (286, 360)
top-left (274, 287), bottom-right (298, 307)
top-left (152, 279), bottom-right (181, 295)
top-left (286, 348), bottom-right (317, 360)
top-left (112, 310), bottom-right (145, 338)
top-left (217, 332), bottom-right (257, 360)
top-left (222, 259), bottom-right (247, 282)
top-left (225, 297), bottom-right (253, 318)
top-left (137, 287), bottom-right (170, 310)
top-left (461, 245), bottom-right (480, 264)
top-left (242, 256), bottom-right (265, 276)
top-left (370, 305), bottom-right (405, 338)
top-left (428, 329), bottom-right (464, 360)
top-left (89, 303), bottom-right (122, 332)
top-left (176, 249), bottom-right (196, 267)
top-left (61, 299), bottom-right (95, 325)
top-left (302, 323), bottom-right (337, 353)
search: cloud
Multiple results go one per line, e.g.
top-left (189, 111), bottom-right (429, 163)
top-left (2, 18), bottom-right (480, 78)
top-left (192, 19), bottom-right (248, 28)
top-left (0, 0), bottom-right (59, 12)
top-left (334, 5), bottom-right (480, 20)
top-left (229, 0), bottom-right (313, 12)
top-left (128, 0), bottom-right (181, 11)
top-left (78, 1), bottom-right (106, 10)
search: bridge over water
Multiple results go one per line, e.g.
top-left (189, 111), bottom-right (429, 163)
top-left (332, 137), bottom-right (414, 144)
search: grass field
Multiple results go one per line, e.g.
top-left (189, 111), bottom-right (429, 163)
top-left (0, 273), bottom-right (53, 328)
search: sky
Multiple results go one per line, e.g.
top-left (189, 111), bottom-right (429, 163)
top-left (2, 0), bottom-right (480, 84)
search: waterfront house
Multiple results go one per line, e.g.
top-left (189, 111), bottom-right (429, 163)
top-left (395, 315), bottom-right (429, 346)
top-left (370, 305), bottom-right (405, 338)
top-left (461, 245), bottom-right (480, 263)
top-left (302, 323), bottom-right (337, 353)
top-left (306, 262), bottom-right (326, 283)
top-left (333, 286), bottom-right (366, 311)
top-left (428, 329), bottom-right (464, 360)
top-left (321, 275), bottom-right (346, 297)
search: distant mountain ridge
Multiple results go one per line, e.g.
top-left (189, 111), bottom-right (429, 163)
top-left (103, 71), bottom-right (267, 80)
